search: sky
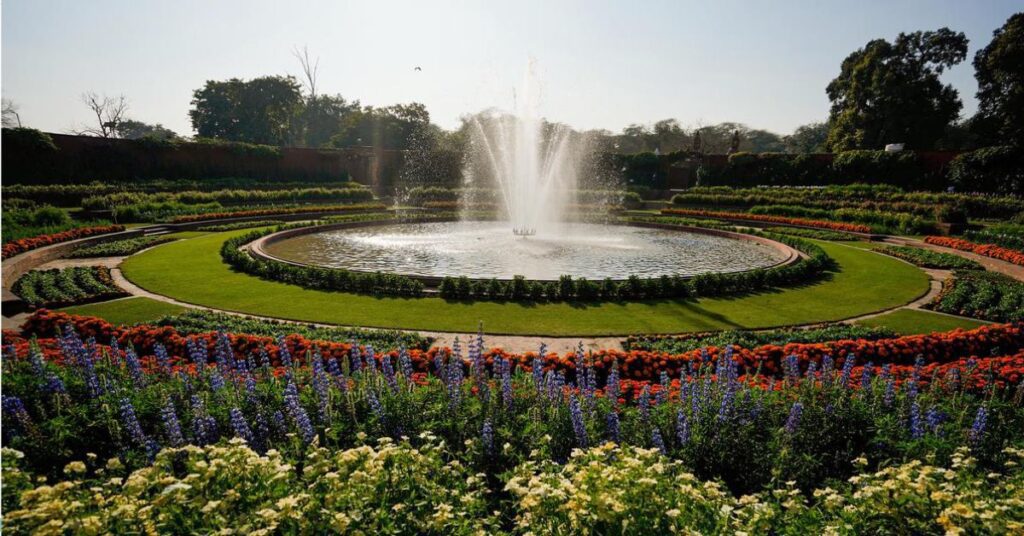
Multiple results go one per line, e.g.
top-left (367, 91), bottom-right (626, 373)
top-left (1, 0), bottom-right (1020, 138)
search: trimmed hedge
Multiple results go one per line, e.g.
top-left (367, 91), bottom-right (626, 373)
top-left (221, 225), bottom-right (425, 297)
top-left (949, 146), bottom-right (1024, 196)
top-left (695, 150), bottom-right (942, 189)
top-left (622, 323), bottom-right (898, 353)
top-left (437, 227), bottom-right (833, 302)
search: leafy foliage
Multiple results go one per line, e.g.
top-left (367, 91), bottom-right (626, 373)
top-left (928, 270), bottom-right (1024, 322)
top-left (11, 266), bottom-right (126, 308)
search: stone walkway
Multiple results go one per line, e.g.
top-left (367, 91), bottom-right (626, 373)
top-left (5, 234), bottom-right (1018, 352)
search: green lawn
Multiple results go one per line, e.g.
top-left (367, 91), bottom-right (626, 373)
top-left (60, 297), bottom-right (187, 325)
top-left (118, 231), bottom-right (930, 336)
top-left (855, 308), bottom-right (989, 335)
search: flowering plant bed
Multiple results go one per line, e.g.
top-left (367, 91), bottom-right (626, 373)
top-left (169, 203), bottom-right (386, 223)
top-left (1, 225), bottom-right (125, 259)
top-left (875, 244), bottom-right (984, 270)
top-left (925, 235), bottom-right (1024, 266)
top-left (67, 235), bottom-right (176, 258)
top-left (661, 208), bottom-right (873, 234)
top-left (10, 267), bottom-right (127, 308)
top-left (927, 270), bottom-right (1024, 322)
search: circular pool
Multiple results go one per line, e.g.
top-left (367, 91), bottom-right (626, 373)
top-left (256, 221), bottom-right (794, 282)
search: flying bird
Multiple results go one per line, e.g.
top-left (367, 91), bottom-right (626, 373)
top-left (414, 66), bottom-right (422, 71)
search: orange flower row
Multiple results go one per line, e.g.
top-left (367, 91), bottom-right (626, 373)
top-left (1, 225), bottom-right (126, 260)
top-left (661, 209), bottom-right (872, 234)
top-left (170, 204), bottom-right (385, 223)
top-left (924, 236), bottom-right (1024, 267)
top-left (15, 310), bottom-right (1022, 384)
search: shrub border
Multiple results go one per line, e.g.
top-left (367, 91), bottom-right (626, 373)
top-left (227, 218), bottom-right (832, 303)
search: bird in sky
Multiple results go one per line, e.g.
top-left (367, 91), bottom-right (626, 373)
top-left (414, 66), bottom-right (422, 71)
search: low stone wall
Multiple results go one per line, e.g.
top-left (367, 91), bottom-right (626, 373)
top-left (248, 219), bottom-right (801, 288)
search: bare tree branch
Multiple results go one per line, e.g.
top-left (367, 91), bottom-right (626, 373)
top-left (292, 45), bottom-right (319, 98)
top-left (77, 92), bottom-right (129, 137)
top-left (2, 98), bottom-right (21, 127)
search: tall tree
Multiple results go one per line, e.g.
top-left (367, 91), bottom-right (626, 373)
top-left (784, 122), bottom-right (829, 153)
top-left (825, 28), bottom-right (968, 151)
top-left (2, 98), bottom-right (21, 127)
top-left (189, 76), bottom-right (303, 145)
top-left (973, 13), bottom-right (1024, 147)
top-left (115, 120), bottom-right (177, 140)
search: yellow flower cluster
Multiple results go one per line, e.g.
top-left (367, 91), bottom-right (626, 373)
top-left (505, 443), bottom-right (1024, 535)
top-left (2, 437), bottom-right (499, 535)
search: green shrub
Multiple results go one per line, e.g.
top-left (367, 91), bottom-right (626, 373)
top-left (11, 266), bottom-right (125, 307)
top-left (949, 146), bottom-right (1024, 196)
top-left (622, 323), bottom-right (898, 353)
top-left (69, 236), bottom-right (177, 258)
top-left (928, 270), bottom-right (1024, 322)
top-left (831, 150), bottom-right (929, 187)
top-left (874, 245), bottom-right (983, 270)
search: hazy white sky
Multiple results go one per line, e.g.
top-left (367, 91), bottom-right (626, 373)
top-left (2, 0), bottom-right (1020, 137)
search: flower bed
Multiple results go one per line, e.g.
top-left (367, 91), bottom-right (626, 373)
top-left (10, 267), bottom-right (127, 308)
top-left (169, 203), bottom-right (386, 223)
top-left (924, 236), bottom-right (1024, 266)
top-left (16, 310), bottom-right (1023, 385)
top-left (1, 225), bottom-right (125, 259)
top-left (623, 323), bottom-right (897, 354)
top-left (927, 270), bottom-right (1024, 323)
top-left (661, 209), bottom-right (872, 234)
top-left (67, 235), bottom-right (176, 258)
top-left (875, 245), bottom-right (984, 270)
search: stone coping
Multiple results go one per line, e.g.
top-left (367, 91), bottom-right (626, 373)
top-left (248, 219), bottom-right (802, 287)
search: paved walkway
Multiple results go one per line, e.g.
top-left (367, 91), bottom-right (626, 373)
top-left (5, 234), bottom-right (1019, 352)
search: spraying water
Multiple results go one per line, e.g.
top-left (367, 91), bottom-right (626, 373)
top-left (464, 61), bottom-right (582, 235)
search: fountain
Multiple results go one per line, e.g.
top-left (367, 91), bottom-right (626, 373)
top-left (463, 60), bottom-right (581, 236)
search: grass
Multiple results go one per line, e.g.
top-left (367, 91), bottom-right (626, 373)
top-left (855, 308), bottom-right (989, 335)
top-left (118, 231), bottom-right (930, 336)
top-left (59, 297), bottom-right (187, 325)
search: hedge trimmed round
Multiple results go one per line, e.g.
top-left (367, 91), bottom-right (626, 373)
top-left (223, 218), bottom-right (832, 303)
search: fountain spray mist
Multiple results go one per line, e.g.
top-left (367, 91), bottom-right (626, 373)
top-left (464, 60), bottom-right (585, 235)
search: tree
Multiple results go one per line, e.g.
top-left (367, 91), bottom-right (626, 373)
top-left (2, 98), bottom-right (21, 127)
top-left (973, 13), bottom-right (1024, 147)
top-left (189, 76), bottom-right (303, 145)
top-left (76, 92), bottom-right (129, 138)
top-left (115, 119), bottom-right (177, 140)
top-left (825, 28), bottom-right (968, 151)
top-left (784, 122), bottom-right (829, 153)
top-left (328, 102), bottom-right (432, 149)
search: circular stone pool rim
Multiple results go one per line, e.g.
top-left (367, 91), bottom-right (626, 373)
top-left (247, 218), bottom-right (802, 287)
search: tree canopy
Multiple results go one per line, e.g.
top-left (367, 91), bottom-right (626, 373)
top-left (189, 76), bottom-right (304, 145)
top-left (825, 28), bottom-right (968, 151)
top-left (973, 12), bottom-right (1024, 147)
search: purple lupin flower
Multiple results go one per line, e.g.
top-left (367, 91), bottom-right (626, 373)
top-left (311, 352), bottom-right (331, 422)
top-left (499, 358), bottom-right (513, 411)
top-left (29, 345), bottom-right (46, 376)
top-left (44, 372), bottom-right (66, 394)
top-left (784, 354), bottom-right (801, 385)
top-left (381, 350), bottom-right (399, 392)
top-left (398, 347), bottom-right (414, 381)
top-left (481, 419), bottom-right (494, 456)
top-left (433, 351), bottom-right (447, 383)
top-left (283, 381), bottom-right (315, 444)
top-left (154, 343), bottom-right (172, 375)
top-left (533, 344), bottom-right (546, 391)
top-left (363, 345), bottom-right (378, 374)
top-left (651, 428), bottom-right (667, 455)
top-left (569, 395), bottom-right (587, 448)
top-left (230, 408), bottom-right (254, 444)
top-left (926, 407), bottom-right (945, 436)
top-left (676, 408), bottom-right (690, 445)
top-left (606, 410), bottom-right (620, 443)
top-left (326, 355), bottom-right (342, 377)
top-left (161, 399), bottom-right (184, 447)
top-left (860, 362), bottom-right (873, 391)
top-left (2, 395), bottom-right (33, 436)
top-left (190, 395), bottom-right (219, 445)
top-left (124, 348), bottom-right (146, 388)
top-left (784, 402), bottom-right (803, 435)
top-left (251, 410), bottom-right (270, 452)
top-left (214, 331), bottom-right (233, 373)
top-left (119, 397), bottom-right (147, 446)
top-left (366, 387), bottom-right (385, 424)
top-left (246, 351), bottom-right (257, 373)
top-left (276, 336), bottom-right (293, 368)
top-left (209, 367), bottom-right (226, 391)
top-left (881, 364), bottom-right (895, 407)
top-left (656, 371), bottom-right (669, 406)
top-left (638, 385), bottom-right (651, 424)
top-left (909, 400), bottom-right (924, 439)
top-left (258, 348), bottom-right (272, 371)
top-left (969, 406), bottom-right (988, 445)
top-left (349, 342), bottom-right (362, 373)
top-left (446, 347), bottom-right (464, 411)
top-left (821, 355), bottom-right (835, 378)
top-left (187, 337), bottom-right (209, 368)
top-left (838, 354), bottom-right (856, 388)
top-left (606, 365), bottom-right (620, 408)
